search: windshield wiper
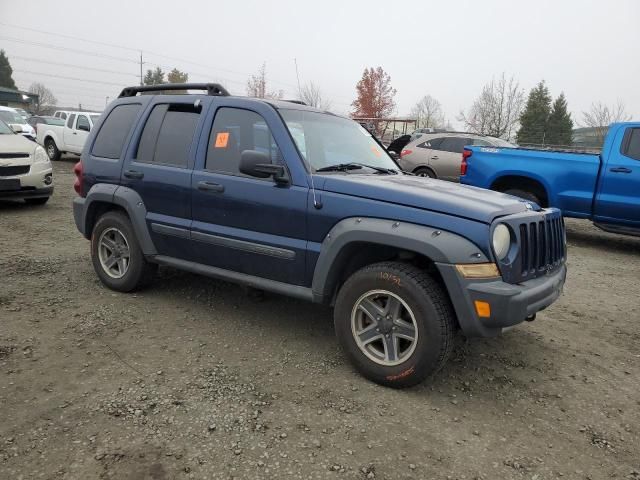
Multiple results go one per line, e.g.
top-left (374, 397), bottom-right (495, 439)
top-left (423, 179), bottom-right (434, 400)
top-left (316, 162), bottom-right (398, 174)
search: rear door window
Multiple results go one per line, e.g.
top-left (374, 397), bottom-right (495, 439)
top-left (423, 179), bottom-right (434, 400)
top-left (92, 104), bottom-right (141, 159)
top-left (419, 137), bottom-right (444, 149)
top-left (622, 128), bottom-right (640, 161)
top-left (135, 103), bottom-right (200, 168)
top-left (440, 137), bottom-right (472, 153)
top-left (66, 114), bottom-right (76, 129)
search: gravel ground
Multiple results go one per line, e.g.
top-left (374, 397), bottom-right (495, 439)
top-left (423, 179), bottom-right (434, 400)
top-left (1, 158), bottom-right (639, 480)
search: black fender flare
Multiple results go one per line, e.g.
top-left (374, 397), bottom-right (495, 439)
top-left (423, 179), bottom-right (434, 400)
top-left (75, 184), bottom-right (157, 255)
top-left (310, 217), bottom-right (489, 299)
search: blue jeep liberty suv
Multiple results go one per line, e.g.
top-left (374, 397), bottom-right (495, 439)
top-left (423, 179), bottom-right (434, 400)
top-left (72, 83), bottom-right (566, 388)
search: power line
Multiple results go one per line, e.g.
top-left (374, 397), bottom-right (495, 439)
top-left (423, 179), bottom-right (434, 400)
top-left (10, 55), bottom-right (139, 78)
top-left (0, 36), bottom-right (139, 64)
top-left (0, 21), bottom-right (141, 53)
top-left (12, 69), bottom-right (127, 87)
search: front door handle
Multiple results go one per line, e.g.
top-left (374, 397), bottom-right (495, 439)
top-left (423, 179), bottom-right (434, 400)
top-left (197, 181), bottom-right (225, 193)
top-left (610, 167), bottom-right (632, 174)
top-left (123, 170), bottom-right (144, 179)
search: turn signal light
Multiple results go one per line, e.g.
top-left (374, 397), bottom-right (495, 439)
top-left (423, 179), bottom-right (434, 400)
top-left (474, 301), bottom-right (491, 318)
top-left (455, 263), bottom-right (500, 278)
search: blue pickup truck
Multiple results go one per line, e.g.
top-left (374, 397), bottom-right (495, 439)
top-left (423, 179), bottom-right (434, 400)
top-left (461, 122), bottom-right (640, 236)
top-left (72, 83), bottom-right (566, 388)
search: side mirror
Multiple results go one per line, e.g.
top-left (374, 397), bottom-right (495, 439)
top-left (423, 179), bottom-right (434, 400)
top-left (10, 124), bottom-right (23, 133)
top-left (239, 150), bottom-right (288, 184)
top-left (78, 124), bottom-right (90, 132)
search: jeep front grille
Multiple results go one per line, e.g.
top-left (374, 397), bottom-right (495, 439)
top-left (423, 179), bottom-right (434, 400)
top-left (495, 208), bottom-right (566, 284)
top-left (0, 165), bottom-right (30, 177)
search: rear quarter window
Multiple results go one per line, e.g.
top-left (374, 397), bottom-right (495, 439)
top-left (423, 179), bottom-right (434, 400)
top-left (622, 128), bottom-right (640, 161)
top-left (92, 104), bottom-right (141, 159)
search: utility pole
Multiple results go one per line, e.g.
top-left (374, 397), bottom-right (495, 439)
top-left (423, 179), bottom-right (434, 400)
top-left (294, 58), bottom-right (301, 94)
top-left (105, 96), bottom-right (109, 107)
top-left (140, 51), bottom-right (143, 86)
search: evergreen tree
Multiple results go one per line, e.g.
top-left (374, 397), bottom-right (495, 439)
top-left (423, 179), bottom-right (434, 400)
top-left (546, 93), bottom-right (573, 146)
top-left (516, 81), bottom-right (551, 145)
top-left (143, 67), bottom-right (165, 85)
top-left (167, 68), bottom-right (188, 83)
top-left (0, 50), bottom-right (17, 90)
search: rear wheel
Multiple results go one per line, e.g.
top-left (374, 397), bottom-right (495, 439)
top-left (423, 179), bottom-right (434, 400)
top-left (414, 167), bottom-right (436, 178)
top-left (91, 211), bottom-right (157, 292)
top-left (503, 188), bottom-right (541, 205)
top-left (334, 262), bottom-right (456, 388)
top-left (45, 139), bottom-right (61, 161)
top-left (25, 197), bottom-right (49, 205)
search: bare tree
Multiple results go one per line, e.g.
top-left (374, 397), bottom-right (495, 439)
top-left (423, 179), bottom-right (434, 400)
top-left (581, 101), bottom-right (632, 145)
top-left (28, 82), bottom-right (57, 115)
top-left (410, 95), bottom-right (445, 129)
top-left (298, 82), bottom-right (331, 110)
top-left (458, 73), bottom-right (524, 140)
top-left (246, 63), bottom-right (283, 99)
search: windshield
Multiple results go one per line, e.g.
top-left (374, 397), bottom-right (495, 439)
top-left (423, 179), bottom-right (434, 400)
top-left (0, 110), bottom-right (26, 125)
top-left (280, 109), bottom-right (398, 172)
top-left (0, 119), bottom-right (13, 134)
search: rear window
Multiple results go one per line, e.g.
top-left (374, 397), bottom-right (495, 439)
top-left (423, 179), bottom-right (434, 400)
top-left (439, 137), bottom-right (472, 153)
top-left (46, 118), bottom-right (65, 126)
top-left (136, 103), bottom-right (200, 168)
top-left (92, 104), bottom-right (141, 159)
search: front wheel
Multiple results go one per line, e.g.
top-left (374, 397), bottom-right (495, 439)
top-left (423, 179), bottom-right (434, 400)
top-left (334, 262), bottom-right (456, 388)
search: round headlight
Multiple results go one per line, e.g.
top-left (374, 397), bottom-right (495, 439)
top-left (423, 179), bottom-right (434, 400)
top-left (492, 223), bottom-right (511, 260)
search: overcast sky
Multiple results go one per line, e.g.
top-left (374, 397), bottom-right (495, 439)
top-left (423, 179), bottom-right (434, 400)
top-left (1, 0), bottom-right (638, 126)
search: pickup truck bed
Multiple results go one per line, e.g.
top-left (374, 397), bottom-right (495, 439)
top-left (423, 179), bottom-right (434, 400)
top-left (461, 122), bottom-right (640, 235)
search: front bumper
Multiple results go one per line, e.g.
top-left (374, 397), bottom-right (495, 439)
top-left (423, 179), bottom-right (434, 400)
top-left (0, 163), bottom-right (53, 200)
top-left (437, 262), bottom-right (566, 337)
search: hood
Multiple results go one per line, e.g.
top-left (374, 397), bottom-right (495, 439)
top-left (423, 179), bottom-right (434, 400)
top-left (0, 134), bottom-right (37, 165)
top-left (320, 174), bottom-right (537, 224)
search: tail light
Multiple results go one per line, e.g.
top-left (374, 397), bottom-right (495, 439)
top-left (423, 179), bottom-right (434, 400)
top-left (400, 149), bottom-right (412, 157)
top-left (461, 149), bottom-right (472, 176)
top-left (73, 161), bottom-right (84, 197)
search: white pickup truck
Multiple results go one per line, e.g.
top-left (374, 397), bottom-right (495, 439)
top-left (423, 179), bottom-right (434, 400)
top-left (37, 111), bottom-right (101, 161)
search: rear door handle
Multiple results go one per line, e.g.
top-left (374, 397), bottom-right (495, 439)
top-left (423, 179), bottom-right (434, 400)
top-left (431, 156), bottom-right (439, 160)
top-left (197, 181), bottom-right (225, 193)
top-left (123, 170), bottom-right (144, 179)
top-left (610, 167), bottom-right (632, 174)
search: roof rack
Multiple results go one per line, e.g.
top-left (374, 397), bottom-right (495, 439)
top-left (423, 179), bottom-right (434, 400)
top-left (282, 99), bottom-right (307, 106)
top-left (118, 83), bottom-right (230, 98)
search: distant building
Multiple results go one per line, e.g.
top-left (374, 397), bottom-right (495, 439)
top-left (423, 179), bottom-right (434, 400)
top-left (572, 127), bottom-right (604, 149)
top-left (0, 86), bottom-right (38, 112)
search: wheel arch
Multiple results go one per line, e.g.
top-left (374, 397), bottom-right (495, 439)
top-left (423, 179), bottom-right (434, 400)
top-left (311, 218), bottom-right (489, 303)
top-left (490, 175), bottom-right (549, 207)
top-left (80, 184), bottom-right (157, 255)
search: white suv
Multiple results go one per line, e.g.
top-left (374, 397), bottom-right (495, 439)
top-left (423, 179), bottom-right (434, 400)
top-left (0, 119), bottom-right (53, 205)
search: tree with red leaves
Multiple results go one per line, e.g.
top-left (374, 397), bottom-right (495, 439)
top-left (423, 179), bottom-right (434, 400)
top-left (351, 67), bottom-right (397, 120)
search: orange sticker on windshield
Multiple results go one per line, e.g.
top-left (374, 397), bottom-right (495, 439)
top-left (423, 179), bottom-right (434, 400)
top-left (371, 146), bottom-right (381, 157)
top-left (214, 132), bottom-right (229, 148)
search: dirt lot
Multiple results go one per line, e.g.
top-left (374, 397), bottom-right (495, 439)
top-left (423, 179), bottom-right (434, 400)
top-left (1, 158), bottom-right (639, 480)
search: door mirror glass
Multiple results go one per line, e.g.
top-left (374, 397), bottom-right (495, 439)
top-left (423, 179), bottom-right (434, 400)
top-left (239, 150), bottom-right (287, 183)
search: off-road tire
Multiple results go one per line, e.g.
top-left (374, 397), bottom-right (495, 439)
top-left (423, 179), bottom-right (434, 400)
top-left (91, 211), bottom-right (157, 292)
top-left (334, 261), bottom-right (456, 388)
